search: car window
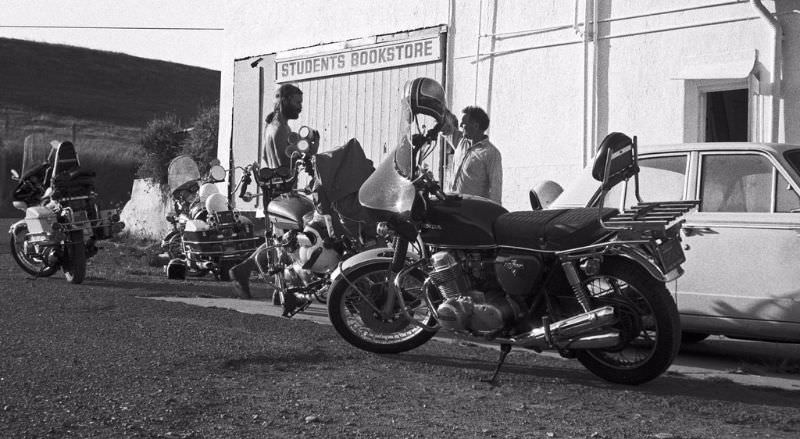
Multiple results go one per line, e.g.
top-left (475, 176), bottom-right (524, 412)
top-left (700, 154), bottom-right (773, 213)
top-left (604, 155), bottom-right (687, 210)
top-left (776, 172), bottom-right (800, 212)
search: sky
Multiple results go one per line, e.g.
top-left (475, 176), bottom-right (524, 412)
top-left (0, 0), bottom-right (227, 71)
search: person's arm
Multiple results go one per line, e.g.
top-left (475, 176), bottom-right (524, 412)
top-left (486, 148), bottom-right (503, 204)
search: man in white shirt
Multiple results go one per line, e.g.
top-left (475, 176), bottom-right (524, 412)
top-left (448, 106), bottom-right (503, 204)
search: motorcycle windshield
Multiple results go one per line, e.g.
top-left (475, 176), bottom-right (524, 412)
top-left (168, 155), bottom-right (201, 194)
top-left (358, 136), bottom-right (415, 214)
top-left (21, 134), bottom-right (55, 175)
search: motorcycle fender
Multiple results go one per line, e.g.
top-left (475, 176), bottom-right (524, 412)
top-left (9, 219), bottom-right (26, 236)
top-left (328, 247), bottom-right (419, 291)
top-left (161, 230), bottom-right (180, 248)
top-left (616, 248), bottom-right (682, 283)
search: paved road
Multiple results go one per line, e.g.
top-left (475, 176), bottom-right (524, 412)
top-left (151, 296), bottom-right (800, 391)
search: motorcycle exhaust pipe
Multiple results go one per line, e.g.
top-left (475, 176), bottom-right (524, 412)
top-left (510, 306), bottom-right (618, 349)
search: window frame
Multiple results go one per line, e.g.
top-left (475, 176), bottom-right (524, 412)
top-left (695, 150), bottom-right (800, 214)
top-left (604, 152), bottom-right (691, 210)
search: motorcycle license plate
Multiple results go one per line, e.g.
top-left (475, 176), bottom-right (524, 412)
top-left (655, 238), bottom-right (685, 273)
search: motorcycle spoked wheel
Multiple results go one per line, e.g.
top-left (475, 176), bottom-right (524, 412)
top-left (62, 230), bottom-right (87, 284)
top-left (164, 234), bottom-right (184, 260)
top-left (9, 224), bottom-right (59, 277)
top-left (327, 262), bottom-right (438, 354)
top-left (565, 258), bottom-right (681, 385)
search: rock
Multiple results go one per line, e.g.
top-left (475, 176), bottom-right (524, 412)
top-left (305, 415), bottom-right (320, 423)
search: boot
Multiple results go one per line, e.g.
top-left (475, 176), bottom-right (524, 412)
top-left (229, 259), bottom-right (254, 299)
top-left (281, 292), bottom-right (311, 318)
top-left (271, 288), bottom-right (282, 306)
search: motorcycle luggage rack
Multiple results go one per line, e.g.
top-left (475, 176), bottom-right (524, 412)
top-left (592, 133), bottom-right (699, 238)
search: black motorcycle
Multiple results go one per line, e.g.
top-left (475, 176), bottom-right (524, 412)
top-left (236, 126), bottom-right (381, 309)
top-left (326, 117), bottom-right (697, 384)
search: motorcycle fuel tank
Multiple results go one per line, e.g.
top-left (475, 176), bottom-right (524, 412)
top-left (268, 193), bottom-right (314, 231)
top-left (420, 195), bottom-right (508, 247)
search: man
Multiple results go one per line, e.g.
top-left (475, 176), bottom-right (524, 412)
top-left (448, 106), bottom-right (503, 204)
top-left (229, 83), bottom-right (310, 317)
top-left (264, 83), bottom-right (303, 168)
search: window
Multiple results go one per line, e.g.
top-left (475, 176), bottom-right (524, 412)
top-left (699, 154), bottom-right (796, 213)
top-left (776, 173), bottom-right (800, 213)
top-left (605, 155), bottom-right (688, 210)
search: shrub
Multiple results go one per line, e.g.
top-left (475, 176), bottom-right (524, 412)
top-left (135, 114), bottom-right (187, 185)
top-left (181, 104), bottom-right (219, 176)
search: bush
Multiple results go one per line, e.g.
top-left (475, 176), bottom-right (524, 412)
top-left (181, 104), bottom-right (219, 176)
top-left (135, 104), bottom-right (219, 186)
top-left (135, 114), bottom-right (186, 185)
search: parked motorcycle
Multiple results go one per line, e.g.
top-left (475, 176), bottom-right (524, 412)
top-left (236, 126), bottom-right (381, 309)
top-left (161, 155), bottom-right (262, 280)
top-left (8, 139), bottom-right (125, 284)
top-left (325, 78), bottom-right (697, 385)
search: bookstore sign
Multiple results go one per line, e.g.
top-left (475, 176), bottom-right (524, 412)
top-left (275, 36), bottom-right (441, 82)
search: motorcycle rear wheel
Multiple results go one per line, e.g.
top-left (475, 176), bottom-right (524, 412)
top-left (571, 258), bottom-right (681, 385)
top-left (327, 262), bottom-right (437, 354)
top-left (9, 224), bottom-right (58, 277)
top-left (62, 230), bottom-right (87, 284)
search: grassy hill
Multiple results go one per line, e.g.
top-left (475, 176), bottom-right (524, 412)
top-left (0, 38), bottom-right (221, 217)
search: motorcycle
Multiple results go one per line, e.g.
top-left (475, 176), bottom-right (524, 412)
top-left (325, 87), bottom-right (698, 385)
top-left (236, 126), bottom-right (382, 309)
top-left (161, 155), bottom-right (262, 280)
top-left (8, 138), bottom-right (125, 284)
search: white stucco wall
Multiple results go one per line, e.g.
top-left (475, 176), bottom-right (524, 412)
top-left (219, 0), bottom-right (795, 211)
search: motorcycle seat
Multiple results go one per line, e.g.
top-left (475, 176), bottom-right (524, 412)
top-left (493, 207), bottom-right (618, 251)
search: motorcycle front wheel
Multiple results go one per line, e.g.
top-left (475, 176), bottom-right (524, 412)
top-left (571, 258), bottom-right (681, 385)
top-left (327, 261), bottom-right (438, 354)
top-left (9, 224), bottom-right (58, 277)
top-left (62, 230), bottom-right (87, 284)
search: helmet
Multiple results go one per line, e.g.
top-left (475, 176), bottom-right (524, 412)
top-left (531, 180), bottom-right (564, 209)
top-left (205, 192), bottom-right (229, 214)
top-left (297, 223), bottom-right (341, 274)
top-left (197, 183), bottom-right (220, 203)
top-left (404, 77), bottom-right (446, 123)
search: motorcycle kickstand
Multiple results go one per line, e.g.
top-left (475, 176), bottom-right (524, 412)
top-left (480, 343), bottom-right (512, 385)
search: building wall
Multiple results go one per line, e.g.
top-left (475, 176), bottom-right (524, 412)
top-left (220, 0), bottom-right (796, 211)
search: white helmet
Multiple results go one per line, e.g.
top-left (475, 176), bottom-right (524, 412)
top-left (197, 183), bottom-right (220, 203)
top-left (297, 225), bottom-right (341, 274)
top-left (205, 192), bottom-right (229, 214)
top-left (531, 180), bottom-right (564, 209)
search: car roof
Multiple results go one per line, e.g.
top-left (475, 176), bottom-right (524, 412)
top-left (637, 142), bottom-right (800, 155)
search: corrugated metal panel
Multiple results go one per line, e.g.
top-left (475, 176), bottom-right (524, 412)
top-left (294, 61), bottom-right (443, 166)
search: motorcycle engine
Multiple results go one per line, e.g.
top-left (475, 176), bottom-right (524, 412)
top-left (429, 251), bottom-right (520, 335)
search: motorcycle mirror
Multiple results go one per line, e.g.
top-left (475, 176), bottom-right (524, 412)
top-left (10, 169), bottom-right (20, 182)
top-left (208, 165), bottom-right (226, 182)
top-left (165, 214), bottom-right (176, 223)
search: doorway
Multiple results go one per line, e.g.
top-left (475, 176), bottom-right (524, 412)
top-left (704, 88), bottom-right (749, 142)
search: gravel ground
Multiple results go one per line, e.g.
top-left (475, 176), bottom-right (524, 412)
top-left (1, 238), bottom-right (799, 438)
